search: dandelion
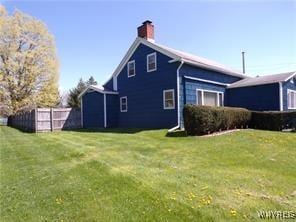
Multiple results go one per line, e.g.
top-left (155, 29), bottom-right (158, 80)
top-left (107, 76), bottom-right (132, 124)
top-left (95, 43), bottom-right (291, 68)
top-left (230, 209), bottom-right (237, 216)
top-left (55, 197), bottom-right (63, 205)
top-left (200, 195), bottom-right (212, 205)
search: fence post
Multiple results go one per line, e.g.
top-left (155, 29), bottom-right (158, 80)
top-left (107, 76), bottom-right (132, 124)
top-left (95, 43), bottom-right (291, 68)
top-left (50, 108), bottom-right (54, 131)
top-left (34, 108), bottom-right (38, 133)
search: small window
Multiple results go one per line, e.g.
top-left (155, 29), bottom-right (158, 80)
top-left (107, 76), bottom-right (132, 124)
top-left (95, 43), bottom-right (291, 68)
top-left (120, 97), bottom-right (128, 112)
top-left (196, 90), bottom-right (223, 106)
top-left (163, 89), bottom-right (175, 109)
top-left (288, 90), bottom-right (296, 109)
top-left (127, 60), bottom-right (135, 77)
top-left (147, 52), bottom-right (157, 72)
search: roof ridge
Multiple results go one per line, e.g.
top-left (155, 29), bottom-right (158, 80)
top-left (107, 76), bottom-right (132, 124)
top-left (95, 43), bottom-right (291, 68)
top-left (150, 41), bottom-right (245, 77)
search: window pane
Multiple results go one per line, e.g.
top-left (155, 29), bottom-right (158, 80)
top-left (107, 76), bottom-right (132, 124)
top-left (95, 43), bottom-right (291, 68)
top-left (148, 54), bottom-right (156, 71)
top-left (197, 91), bottom-right (202, 105)
top-left (165, 100), bottom-right (173, 107)
top-left (165, 91), bottom-right (173, 100)
top-left (128, 62), bottom-right (135, 76)
top-left (149, 62), bottom-right (155, 70)
top-left (164, 90), bottom-right (174, 108)
top-left (204, 91), bottom-right (217, 106)
top-left (148, 55), bottom-right (155, 63)
top-left (219, 93), bottom-right (223, 106)
top-left (121, 97), bottom-right (127, 111)
top-left (292, 92), bottom-right (295, 108)
top-left (289, 92), bottom-right (292, 107)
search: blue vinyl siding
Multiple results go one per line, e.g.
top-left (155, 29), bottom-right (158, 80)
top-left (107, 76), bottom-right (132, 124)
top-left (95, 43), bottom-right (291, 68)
top-left (282, 77), bottom-right (296, 111)
top-left (180, 77), bottom-right (226, 128)
top-left (82, 91), bottom-right (104, 128)
top-left (179, 64), bottom-right (242, 84)
top-left (106, 94), bottom-right (119, 127)
top-left (226, 83), bottom-right (280, 111)
top-left (116, 43), bottom-right (179, 128)
top-left (103, 79), bottom-right (114, 91)
top-left (179, 64), bottom-right (243, 127)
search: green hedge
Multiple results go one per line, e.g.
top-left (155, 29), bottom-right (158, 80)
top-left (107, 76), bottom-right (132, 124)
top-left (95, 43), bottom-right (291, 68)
top-left (250, 111), bottom-right (296, 131)
top-left (183, 105), bottom-right (251, 135)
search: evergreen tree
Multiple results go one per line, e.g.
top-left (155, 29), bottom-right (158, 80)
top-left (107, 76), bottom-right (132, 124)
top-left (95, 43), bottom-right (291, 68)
top-left (67, 78), bottom-right (86, 107)
top-left (86, 76), bottom-right (97, 86)
top-left (67, 76), bottom-right (98, 108)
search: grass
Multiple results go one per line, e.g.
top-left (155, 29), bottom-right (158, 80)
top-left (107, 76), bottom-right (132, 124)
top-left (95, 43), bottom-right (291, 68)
top-left (0, 126), bottom-right (295, 221)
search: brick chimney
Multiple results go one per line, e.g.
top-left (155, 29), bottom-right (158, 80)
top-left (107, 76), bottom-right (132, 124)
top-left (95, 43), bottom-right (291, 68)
top-left (137, 20), bottom-right (154, 42)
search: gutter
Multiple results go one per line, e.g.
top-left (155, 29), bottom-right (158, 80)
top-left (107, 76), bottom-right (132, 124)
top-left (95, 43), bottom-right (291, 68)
top-left (168, 61), bottom-right (184, 132)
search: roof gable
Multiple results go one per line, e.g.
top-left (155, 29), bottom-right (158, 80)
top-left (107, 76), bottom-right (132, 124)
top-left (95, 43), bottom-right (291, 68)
top-left (78, 85), bottom-right (118, 98)
top-left (104, 37), bottom-right (247, 87)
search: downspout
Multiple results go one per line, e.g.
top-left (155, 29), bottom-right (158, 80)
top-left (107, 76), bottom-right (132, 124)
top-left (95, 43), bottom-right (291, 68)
top-left (168, 60), bottom-right (184, 132)
top-left (103, 93), bottom-right (107, 128)
top-left (279, 82), bottom-right (283, 111)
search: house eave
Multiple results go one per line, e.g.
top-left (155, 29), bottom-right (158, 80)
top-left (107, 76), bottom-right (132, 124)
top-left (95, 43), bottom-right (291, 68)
top-left (78, 85), bottom-right (118, 98)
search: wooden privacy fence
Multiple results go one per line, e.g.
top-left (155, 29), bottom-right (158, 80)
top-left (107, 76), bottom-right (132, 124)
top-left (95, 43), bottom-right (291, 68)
top-left (8, 108), bottom-right (81, 132)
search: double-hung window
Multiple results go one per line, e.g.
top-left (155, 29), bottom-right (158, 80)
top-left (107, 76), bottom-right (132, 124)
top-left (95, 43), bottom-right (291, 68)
top-left (120, 97), bottom-right (128, 112)
top-left (163, 89), bottom-right (175, 109)
top-left (147, 52), bottom-right (157, 72)
top-left (287, 90), bottom-right (296, 109)
top-left (197, 90), bottom-right (223, 106)
top-left (127, 60), bottom-right (135, 77)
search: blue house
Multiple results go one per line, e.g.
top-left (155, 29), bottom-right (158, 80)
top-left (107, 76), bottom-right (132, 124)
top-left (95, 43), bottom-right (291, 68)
top-left (79, 21), bottom-right (296, 130)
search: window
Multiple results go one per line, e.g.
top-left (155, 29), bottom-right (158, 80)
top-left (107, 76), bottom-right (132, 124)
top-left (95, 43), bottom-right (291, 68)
top-left (196, 90), bottom-right (223, 106)
top-left (120, 97), bottom-right (128, 112)
top-left (127, 60), bottom-right (135, 77)
top-left (147, 52), bottom-right (157, 72)
top-left (163, 89), bottom-right (175, 109)
top-left (288, 90), bottom-right (296, 109)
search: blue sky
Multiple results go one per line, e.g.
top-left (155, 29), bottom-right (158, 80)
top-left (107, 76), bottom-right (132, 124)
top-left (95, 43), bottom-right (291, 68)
top-left (3, 0), bottom-right (296, 91)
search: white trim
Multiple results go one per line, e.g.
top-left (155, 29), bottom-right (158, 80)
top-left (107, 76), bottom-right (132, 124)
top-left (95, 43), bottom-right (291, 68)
top-left (80, 97), bottom-right (83, 128)
top-left (113, 77), bottom-right (117, 91)
top-left (78, 85), bottom-right (118, 98)
top-left (147, 52), bottom-right (157, 72)
top-left (168, 62), bottom-right (184, 132)
top-left (284, 72), bottom-right (296, 82)
top-left (279, 82), bottom-right (283, 111)
top-left (127, 60), bottom-right (136, 77)
top-left (103, 94), bottom-right (107, 128)
top-left (287, 89), bottom-right (296, 109)
top-left (183, 75), bottom-right (230, 86)
top-left (196, 89), bottom-right (224, 106)
top-left (120, 96), bottom-right (128, 112)
top-left (163, 89), bottom-right (175, 110)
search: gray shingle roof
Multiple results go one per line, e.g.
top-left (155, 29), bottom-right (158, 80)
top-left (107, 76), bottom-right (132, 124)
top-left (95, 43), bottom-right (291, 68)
top-left (152, 41), bottom-right (246, 78)
top-left (228, 71), bottom-right (296, 88)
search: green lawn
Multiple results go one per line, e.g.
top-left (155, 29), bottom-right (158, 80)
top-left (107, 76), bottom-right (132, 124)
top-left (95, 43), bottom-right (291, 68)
top-left (0, 126), bottom-right (295, 221)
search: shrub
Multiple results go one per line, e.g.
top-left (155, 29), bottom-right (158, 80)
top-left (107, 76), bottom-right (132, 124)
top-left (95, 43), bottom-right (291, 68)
top-left (183, 105), bottom-right (251, 135)
top-left (250, 111), bottom-right (296, 131)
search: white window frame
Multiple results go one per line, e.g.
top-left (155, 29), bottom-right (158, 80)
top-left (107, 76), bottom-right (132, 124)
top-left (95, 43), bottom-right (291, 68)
top-left (127, 60), bottom-right (136, 77)
top-left (287, 89), bottom-right (296, 109)
top-left (120, 96), bottom-right (128, 112)
top-left (196, 89), bottom-right (224, 107)
top-left (163, 89), bottom-right (175, 110)
top-left (147, 52), bottom-right (157, 72)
